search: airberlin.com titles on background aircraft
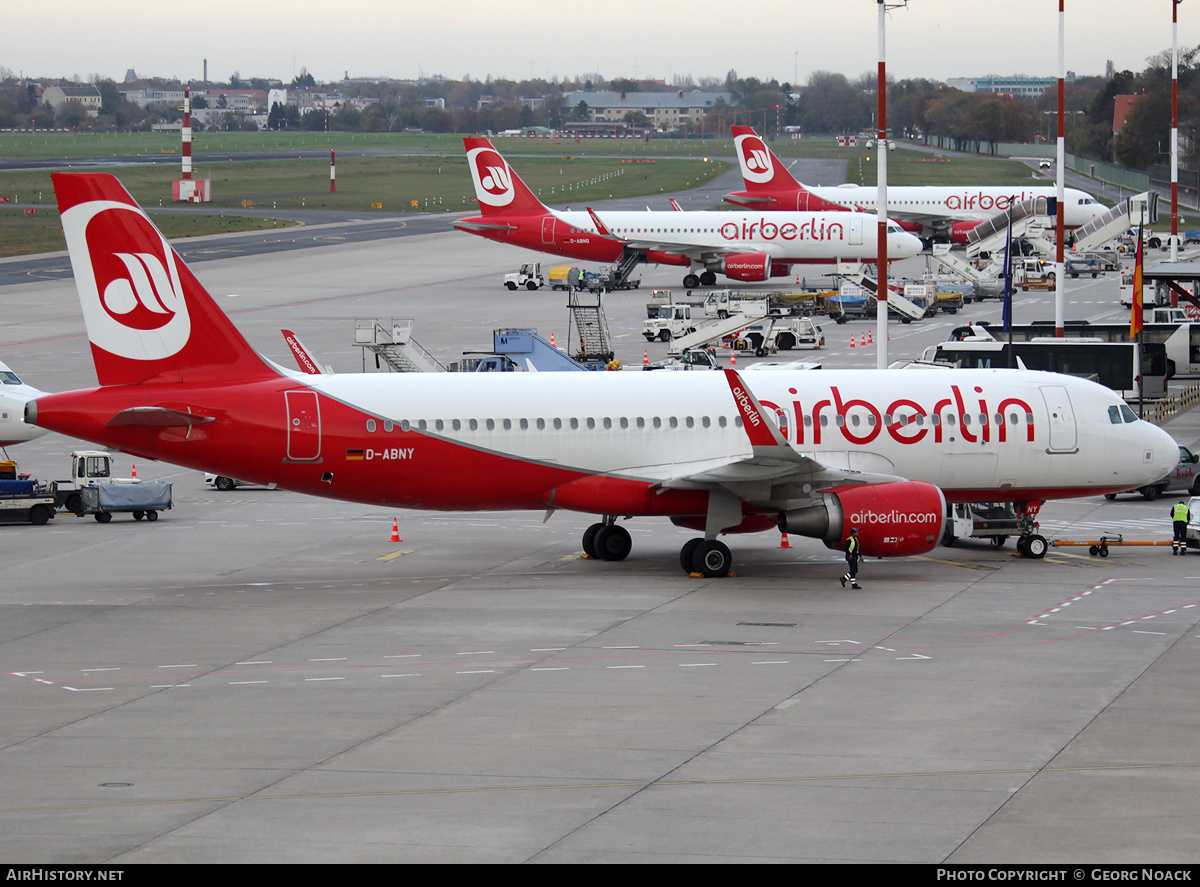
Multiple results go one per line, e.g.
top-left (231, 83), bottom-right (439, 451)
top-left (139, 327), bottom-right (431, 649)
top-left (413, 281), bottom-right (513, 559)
top-left (28, 173), bottom-right (1176, 577)
top-left (454, 137), bottom-right (922, 288)
top-left (725, 126), bottom-right (1106, 242)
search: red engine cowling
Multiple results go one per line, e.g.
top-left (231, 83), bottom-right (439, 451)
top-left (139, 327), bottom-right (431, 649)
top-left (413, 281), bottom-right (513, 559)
top-left (719, 252), bottom-right (771, 282)
top-left (777, 480), bottom-right (946, 557)
top-left (950, 220), bottom-right (984, 244)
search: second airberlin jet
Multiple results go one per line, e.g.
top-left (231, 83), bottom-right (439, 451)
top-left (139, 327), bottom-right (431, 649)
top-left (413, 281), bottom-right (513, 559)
top-left (454, 137), bottom-right (921, 288)
top-left (725, 126), bottom-right (1106, 243)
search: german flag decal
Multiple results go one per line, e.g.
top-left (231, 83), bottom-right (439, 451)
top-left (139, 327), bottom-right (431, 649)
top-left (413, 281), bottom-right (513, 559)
top-left (345, 449), bottom-right (365, 461)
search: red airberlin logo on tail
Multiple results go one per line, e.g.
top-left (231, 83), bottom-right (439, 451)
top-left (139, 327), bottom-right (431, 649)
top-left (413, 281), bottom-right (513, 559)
top-left (736, 134), bottom-right (775, 185)
top-left (467, 147), bottom-right (515, 208)
top-left (61, 200), bottom-right (192, 361)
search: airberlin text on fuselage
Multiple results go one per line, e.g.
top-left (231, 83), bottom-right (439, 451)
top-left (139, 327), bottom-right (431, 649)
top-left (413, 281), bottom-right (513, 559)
top-left (719, 218), bottom-right (844, 242)
top-left (759, 384), bottom-right (1036, 447)
top-left (943, 191), bottom-right (1038, 211)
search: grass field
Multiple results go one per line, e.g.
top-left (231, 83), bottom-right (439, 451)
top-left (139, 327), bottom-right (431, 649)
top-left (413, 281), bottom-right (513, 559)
top-left (0, 131), bottom-right (1099, 257)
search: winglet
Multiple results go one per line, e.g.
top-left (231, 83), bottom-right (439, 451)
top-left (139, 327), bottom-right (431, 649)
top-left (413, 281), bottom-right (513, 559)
top-left (282, 329), bottom-right (327, 375)
top-left (723, 368), bottom-right (790, 450)
top-left (585, 206), bottom-right (619, 240)
top-left (669, 198), bottom-right (682, 212)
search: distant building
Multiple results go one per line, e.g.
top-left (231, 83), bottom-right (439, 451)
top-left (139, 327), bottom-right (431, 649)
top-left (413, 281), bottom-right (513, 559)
top-left (1113, 94), bottom-right (1141, 135)
top-left (945, 75), bottom-right (1074, 98)
top-left (41, 85), bottom-right (102, 116)
top-left (563, 90), bottom-right (731, 128)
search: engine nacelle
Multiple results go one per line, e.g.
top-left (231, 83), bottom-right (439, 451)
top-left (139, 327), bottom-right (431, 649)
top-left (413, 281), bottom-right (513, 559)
top-left (777, 480), bottom-right (946, 557)
top-left (950, 220), bottom-right (984, 244)
top-left (717, 252), bottom-right (771, 282)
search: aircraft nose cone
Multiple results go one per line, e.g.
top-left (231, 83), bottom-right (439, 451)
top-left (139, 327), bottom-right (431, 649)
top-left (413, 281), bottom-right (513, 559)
top-left (1145, 424), bottom-right (1180, 481)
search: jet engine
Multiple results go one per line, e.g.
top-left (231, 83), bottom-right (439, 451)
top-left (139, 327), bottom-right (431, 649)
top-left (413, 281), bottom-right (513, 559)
top-left (717, 252), bottom-right (771, 282)
top-left (777, 480), bottom-right (946, 557)
top-left (950, 220), bottom-right (984, 244)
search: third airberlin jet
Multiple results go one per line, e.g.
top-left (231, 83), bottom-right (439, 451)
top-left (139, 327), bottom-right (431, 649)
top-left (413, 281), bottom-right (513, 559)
top-left (725, 126), bottom-right (1106, 243)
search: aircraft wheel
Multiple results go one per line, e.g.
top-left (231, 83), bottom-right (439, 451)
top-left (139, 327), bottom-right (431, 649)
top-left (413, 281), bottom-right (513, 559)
top-left (594, 524), bottom-right (632, 562)
top-left (582, 523), bottom-right (603, 559)
top-left (1016, 536), bottom-right (1029, 557)
top-left (1023, 535), bottom-right (1048, 559)
top-left (680, 538), bottom-right (703, 573)
top-left (683, 274), bottom-right (701, 289)
top-left (700, 271), bottom-right (717, 286)
top-left (691, 540), bottom-right (732, 578)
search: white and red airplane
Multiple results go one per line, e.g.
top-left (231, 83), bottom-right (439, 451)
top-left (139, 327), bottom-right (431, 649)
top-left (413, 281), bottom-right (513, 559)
top-left (454, 137), bottom-right (922, 289)
top-left (28, 173), bottom-right (1176, 575)
top-left (725, 127), bottom-right (1107, 243)
top-left (0, 359), bottom-right (49, 448)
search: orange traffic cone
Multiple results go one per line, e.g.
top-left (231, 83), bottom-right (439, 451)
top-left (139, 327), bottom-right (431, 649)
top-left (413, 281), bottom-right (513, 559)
top-left (131, 464), bottom-right (137, 478)
top-left (849, 336), bottom-right (856, 348)
top-left (389, 518), bottom-right (400, 542)
top-left (778, 532), bottom-right (791, 549)
top-left (730, 350), bottom-right (737, 366)
top-left (860, 334), bottom-right (866, 347)
top-left (550, 333), bottom-right (556, 349)
top-left (867, 330), bottom-right (874, 344)
top-left (643, 349), bottom-right (649, 366)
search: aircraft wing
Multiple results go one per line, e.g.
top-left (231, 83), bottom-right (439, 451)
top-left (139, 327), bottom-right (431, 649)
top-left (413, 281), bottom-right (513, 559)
top-left (651, 369), bottom-right (904, 495)
top-left (583, 207), bottom-right (781, 263)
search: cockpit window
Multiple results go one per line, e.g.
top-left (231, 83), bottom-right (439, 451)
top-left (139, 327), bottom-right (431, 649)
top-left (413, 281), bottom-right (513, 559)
top-left (1108, 405), bottom-right (1122, 424)
top-left (0, 371), bottom-right (21, 385)
top-left (1119, 404), bottom-right (1138, 423)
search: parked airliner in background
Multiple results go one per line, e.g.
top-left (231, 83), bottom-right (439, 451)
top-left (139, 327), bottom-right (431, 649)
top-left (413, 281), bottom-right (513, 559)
top-left (29, 173), bottom-right (1176, 575)
top-left (454, 137), bottom-right (922, 288)
top-left (725, 127), bottom-right (1106, 243)
top-left (0, 359), bottom-right (49, 449)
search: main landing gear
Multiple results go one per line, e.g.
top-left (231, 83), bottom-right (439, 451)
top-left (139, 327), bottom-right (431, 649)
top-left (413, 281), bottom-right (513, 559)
top-left (580, 519), bottom-right (734, 577)
top-left (682, 271), bottom-right (717, 288)
top-left (582, 519), bottom-right (632, 562)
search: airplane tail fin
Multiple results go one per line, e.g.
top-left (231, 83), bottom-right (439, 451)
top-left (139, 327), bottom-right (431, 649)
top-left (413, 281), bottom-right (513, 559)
top-left (53, 173), bottom-right (276, 388)
top-left (731, 126), bottom-right (803, 192)
top-left (463, 137), bottom-right (549, 216)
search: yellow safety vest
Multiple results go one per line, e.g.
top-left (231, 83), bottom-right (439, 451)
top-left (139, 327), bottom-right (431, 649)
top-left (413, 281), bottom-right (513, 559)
top-left (1173, 503), bottom-right (1190, 522)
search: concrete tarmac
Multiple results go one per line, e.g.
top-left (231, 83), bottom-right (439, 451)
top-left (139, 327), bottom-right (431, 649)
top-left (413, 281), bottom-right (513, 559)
top-left (1, 225), bottom-right (1199, 863)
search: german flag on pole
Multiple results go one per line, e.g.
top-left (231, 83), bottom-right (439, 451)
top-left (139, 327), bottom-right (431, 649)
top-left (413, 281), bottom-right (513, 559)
top-left (1131, 226), bottom-right (1144, 337)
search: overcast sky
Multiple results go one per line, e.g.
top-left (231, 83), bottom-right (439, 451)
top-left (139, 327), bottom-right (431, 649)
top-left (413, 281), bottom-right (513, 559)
top-left (7, 0), bottom-right (1194, 87)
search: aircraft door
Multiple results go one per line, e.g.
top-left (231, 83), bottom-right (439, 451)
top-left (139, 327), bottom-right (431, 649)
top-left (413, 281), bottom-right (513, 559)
top-left (1040, 385), bottom-right (1077, 453)
top-left (849, 214), bottom-right (863, 246)
top-left (541, 216), bottom-right (555, 245)
top-left (285, 389), bottom-right (322, 462)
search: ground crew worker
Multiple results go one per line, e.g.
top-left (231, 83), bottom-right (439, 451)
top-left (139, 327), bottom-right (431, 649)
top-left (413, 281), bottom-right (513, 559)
top-left (1171, 500), bottom-right (1191, 555)
top-left (841, 527), bottom-right (862, 588)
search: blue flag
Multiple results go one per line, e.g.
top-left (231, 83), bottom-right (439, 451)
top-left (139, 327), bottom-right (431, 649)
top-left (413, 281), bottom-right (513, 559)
top-left (1001, 217), bottom-right (1013, 331)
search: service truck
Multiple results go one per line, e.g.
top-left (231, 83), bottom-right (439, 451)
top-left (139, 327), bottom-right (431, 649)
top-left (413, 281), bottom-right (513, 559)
top-left (55, 450), bottom-right (173, 522)
top-left (503, 263), bottom-right (545, 291)
top-left (643, 304), bottom-right (697, 341)
top-left (0, 460), bottom-right (56, 526)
